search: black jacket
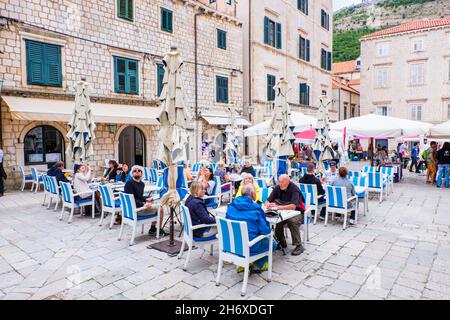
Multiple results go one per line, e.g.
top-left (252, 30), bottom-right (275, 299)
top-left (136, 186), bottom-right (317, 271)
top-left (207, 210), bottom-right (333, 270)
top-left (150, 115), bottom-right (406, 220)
top-left (300, 173), bottom-right (325, 196)
top-left (436, 148), bottom-right (450, 165)
top-left (124, 179), bottom-right (145, 208)
top-left (185, 195), bottom-right (216, 237)
top-left (47, 166), bottom-right (69, 184)
top-left (104, 166), bottom-right (119, 181)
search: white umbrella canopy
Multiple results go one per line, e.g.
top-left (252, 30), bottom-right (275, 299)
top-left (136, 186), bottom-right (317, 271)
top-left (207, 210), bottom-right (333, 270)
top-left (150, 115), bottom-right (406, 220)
top-left (330, 113), bottom-right (432, 137)
top-left (66, 80), bottom-right (96, 163)
top-left (244, 111), bottom-right (317, 137)
top-left (428, 120), bottom-right (450, 138)
top-left (223, 104), bottom-right (240, 164)
top-left (157, 47), bottom-right (191, 208)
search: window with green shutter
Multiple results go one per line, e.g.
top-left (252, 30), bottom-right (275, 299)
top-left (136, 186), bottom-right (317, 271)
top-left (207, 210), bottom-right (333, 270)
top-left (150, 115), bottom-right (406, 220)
top-left (264, 17), bottom-right (281, 49)
top-left (267, 74), bottom-right (276, 101)
top-left (217, 29), bottom-right (227, 50)
top-left (117, 0), bottom-right (133, 21)
top-left (300, 83), bottom-right (310, 106)
top-left (216, 76), bottom-right (229, 103)
top-left (114, 56), bottom-right (139, 94)
top-left (298, 0), bottom-right (308, 15)
top-left (299, 35), bottom-right (310, 62)
top-left (161, 7), bottom-right (173, 33)
top-left (157, 63), bottom-right (165, 96)
top-left (26, 40), bottom-right (62, 87)
top-left (327, 51), bottom-right (332, 71)
top-left (321, 9), bottom-right (329, 30)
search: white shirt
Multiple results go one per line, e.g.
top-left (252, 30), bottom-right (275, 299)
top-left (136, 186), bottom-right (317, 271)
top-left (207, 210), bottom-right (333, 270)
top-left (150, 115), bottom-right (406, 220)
top-left (323, 171), bottom-right (338, 185)
top-left (73, 170), bottom-right (94, 199)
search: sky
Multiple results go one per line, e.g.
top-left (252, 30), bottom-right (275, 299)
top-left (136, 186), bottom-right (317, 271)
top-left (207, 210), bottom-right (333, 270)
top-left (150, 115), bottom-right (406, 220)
top-left (333, 0), bottom-right (364, 12)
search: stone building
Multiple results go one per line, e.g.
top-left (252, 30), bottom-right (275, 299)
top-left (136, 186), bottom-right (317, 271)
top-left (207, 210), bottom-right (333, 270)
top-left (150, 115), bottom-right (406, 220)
top-left (0, 0), bottom-right (243, 189)
top-left (332, 59), bottom-right (361, 121)
top-left (360, 18), bottom-right (450, 123)
top-left (237, 0), bottom-right (334, 160)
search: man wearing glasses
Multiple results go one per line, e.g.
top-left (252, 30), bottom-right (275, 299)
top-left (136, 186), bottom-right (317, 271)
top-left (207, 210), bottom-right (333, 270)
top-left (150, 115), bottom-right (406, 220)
top-left (124, 165), bottom-right (167, 237)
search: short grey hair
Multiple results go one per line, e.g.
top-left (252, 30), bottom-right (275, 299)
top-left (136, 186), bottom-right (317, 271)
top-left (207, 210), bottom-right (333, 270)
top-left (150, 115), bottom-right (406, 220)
top-left (242, 184), bottom-right (255, 197)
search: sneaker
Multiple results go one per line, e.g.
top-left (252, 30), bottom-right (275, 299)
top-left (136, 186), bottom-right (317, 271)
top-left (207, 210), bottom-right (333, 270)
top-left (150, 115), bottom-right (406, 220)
top-left (148, 227), bottom-right (157, 236)
top-left (291, 244), bottom-right (305, 256)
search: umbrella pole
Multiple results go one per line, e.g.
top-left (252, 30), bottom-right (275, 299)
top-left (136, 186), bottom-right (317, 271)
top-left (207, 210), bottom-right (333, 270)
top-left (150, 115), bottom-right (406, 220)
top-left (370, 137), bottom-right (374, 167)
top-left (169, 206), bottom-right (175, 246)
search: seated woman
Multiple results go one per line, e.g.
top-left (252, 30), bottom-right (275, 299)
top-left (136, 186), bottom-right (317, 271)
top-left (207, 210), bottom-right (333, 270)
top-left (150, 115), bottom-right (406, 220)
top-left (214, 162), bottom-right (230, 192)
top-left (235, 173), bottom-right (262, 202)
top-left (197, 167), bottom-right (216, 206)
top-left (103, 160), bottom-right (119, 181)
top-left (116, 163), bottom-right (131, 183)
top-left (73, 164), bottom-right (100, 213)
top-left (331, 167), bottom-right (357, 224)
top-left (184, 181), bottom-right (217, 239)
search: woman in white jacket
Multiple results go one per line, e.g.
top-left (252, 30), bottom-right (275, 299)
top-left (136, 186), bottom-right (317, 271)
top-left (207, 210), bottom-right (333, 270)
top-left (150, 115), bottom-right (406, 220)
top-left (73, 164), bottom-right (99, 213)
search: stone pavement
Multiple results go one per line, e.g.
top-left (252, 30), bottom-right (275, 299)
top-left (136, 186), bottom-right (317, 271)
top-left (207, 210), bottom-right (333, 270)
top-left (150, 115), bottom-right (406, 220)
top-left (0, 168), bottom-right (449, 300)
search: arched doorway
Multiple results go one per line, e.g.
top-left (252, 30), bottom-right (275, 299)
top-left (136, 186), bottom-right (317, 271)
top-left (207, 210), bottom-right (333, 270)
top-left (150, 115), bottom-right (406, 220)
top-left (24, 125), bottom-right (65, 167)
top-left (119, 126), bottom-right (145, 166)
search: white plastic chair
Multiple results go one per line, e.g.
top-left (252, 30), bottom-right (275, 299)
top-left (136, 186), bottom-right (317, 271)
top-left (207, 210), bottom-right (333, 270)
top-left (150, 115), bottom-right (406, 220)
top-left (324, 185), bottom-right (357, 230)
top-left (45, 175), bottom-right (61, 211)
top-left (59, 181), bottom-right (94, 223)
top-left (98, 184), bottom-right (122, 228)
top-left (177, 205), bottom-right (217, 270)
top-left (379, 166), bottom-right (394, 194)
top-left (367, 172), bottom-right (388, 203)
top-left (19, 166), bottom-right (34, 191)
top-left (118, 192), bottom-right (161, 246)
top-left (203, 176), bottom-right (230, 209)
top-left (41, 173), bottom-right (50, 206)
top-left (30, 167), bottom-right (44, 192)
top-left (215, 217), bottom-right (273, 297)
top-left (351, 176), bottom-right (369, 216)
top-left (299, 183), bottom-right (325, 225)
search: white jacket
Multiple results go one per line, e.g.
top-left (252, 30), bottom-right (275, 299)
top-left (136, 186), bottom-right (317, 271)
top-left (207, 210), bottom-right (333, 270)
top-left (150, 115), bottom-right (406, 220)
top-left (73, 170), bottom-right (94, 199)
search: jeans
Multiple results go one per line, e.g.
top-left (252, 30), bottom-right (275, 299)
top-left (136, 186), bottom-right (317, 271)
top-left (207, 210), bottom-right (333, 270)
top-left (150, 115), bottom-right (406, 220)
top-left (410, 157), bottom-right (420, 173)
top-left (436, 164), bottom-right (450, 188)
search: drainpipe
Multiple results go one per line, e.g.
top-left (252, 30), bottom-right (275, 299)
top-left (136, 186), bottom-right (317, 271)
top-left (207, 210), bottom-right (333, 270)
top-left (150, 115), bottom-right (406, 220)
top-left (338, 88), bottom-right (341, 121)
top-left (248, 0), bottom-right (252, 116)
top-left (194, 11), bottom-right (203, 163)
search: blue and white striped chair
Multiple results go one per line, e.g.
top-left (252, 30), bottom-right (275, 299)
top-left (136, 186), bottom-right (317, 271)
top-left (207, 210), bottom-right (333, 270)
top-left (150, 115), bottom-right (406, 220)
top-left (215, 217), bottom-right (273, 297)
top-left (210, 163), bottom-right (218, 174)
top-left (367, 172), bottom-right (388, 203)
top-left (324, 185), bottom-right (357, 230)
top-left (152, 159), bottom-right (159, 170)
top-left (351, 176), bottom-right (369, 216)
top-left (19, 166), bottom-right (34, 191)
top-left (177, 205), bottom-right (217, 271)
top-left (191, 163), bottom-right (203, 176)
top-left (118, 192), bottom-right (161, 245)
top-left (59, 181), bottom-right (94, 223)
top-left (379, 166), bottom-right (394, 194)
top-left (299, 166), bottom-right (308, 177)
top-left (260, 187), bottom-right (272, 203)
top-left (203, 176), bottom-right (224, 209)
top-left (144, 167), bottom-right (158, 184)
top-left (348, 170), bottom-right (363, 179)
top-left (362, 166), bottom-right (377, 174)
top-left (98, 184), bottom-right (122, 228)
top-left (255, 178), bottom-right (266, 189)
top-left (41, 174), bottom-right (50, 206)
top-left (45, 175), bottom-right (61, 211)
top-left (300, 192), bottom-right (312, 244)
top-left (299, 183), bottom-right (325, 225)
top-left (30, 167), bottom-right (44, 193)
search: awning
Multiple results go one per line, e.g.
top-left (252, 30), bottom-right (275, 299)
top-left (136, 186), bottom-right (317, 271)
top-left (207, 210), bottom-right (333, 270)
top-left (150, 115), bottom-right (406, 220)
top-left (2, 96), bottom-right (161, 125)
top-left (202, 114), bottom-right (251, 126)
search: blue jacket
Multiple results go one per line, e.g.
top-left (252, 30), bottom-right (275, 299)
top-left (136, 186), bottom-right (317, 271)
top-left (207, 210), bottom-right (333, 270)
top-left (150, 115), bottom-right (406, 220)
top-left (226, 196), bottom-right (271, 254)
top-left (411, 146), bottom-right (419, 159)
top-left (185, 195), bottom-right (216, 237)
top-left (47, 166), bottom-right (69, 184)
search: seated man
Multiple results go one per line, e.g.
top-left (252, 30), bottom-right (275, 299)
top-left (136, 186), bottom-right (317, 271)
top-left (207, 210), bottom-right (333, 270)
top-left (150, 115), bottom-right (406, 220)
top-left (321, 161), bottom-right (338, 185)
top-left (47, 161), bottom-right (69, 184)
top-left (265, 174), bottom-right (305, 256)
top-left (239, 159), bottom-right (256, 177)
top-left (124, 165), bottom-right (167, 237)
top-left (301, 164), bottom-right (326, 219)
top-left (226, 184), bottom-right (275, 272)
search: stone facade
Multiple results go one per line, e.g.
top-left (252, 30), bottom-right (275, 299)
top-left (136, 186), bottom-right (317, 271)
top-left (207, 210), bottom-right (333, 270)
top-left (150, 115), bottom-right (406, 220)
top-left (0, 0), bottom-right (243, 189)
top-left (332, 77), bottom-right (360, 122)
top-left (237, 0), bottom-right (334, 160)
top-left (360, 23), bottom-right (450, 123)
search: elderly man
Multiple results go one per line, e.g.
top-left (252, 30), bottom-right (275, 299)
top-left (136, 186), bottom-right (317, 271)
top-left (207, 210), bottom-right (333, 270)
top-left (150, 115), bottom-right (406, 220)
top-left (265, 174), bottom-right (305, 256)
top-left (238, 159), bottom-right (256, 177)
top-left (321, 161), bottom-right (338, 185)
top-left (124, 165), bottom-right (166, 237)
top-left (226, 184), bottom-right (275, 272)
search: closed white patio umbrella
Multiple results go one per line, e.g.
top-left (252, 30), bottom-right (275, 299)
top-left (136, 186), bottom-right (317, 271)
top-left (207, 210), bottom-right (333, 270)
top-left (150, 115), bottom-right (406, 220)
top-left (428, 120), bottom-right (450, 138)
top-left (66, 79), bottom-right (96, 163)
top-left (223, 104), bottom-right (240, 164)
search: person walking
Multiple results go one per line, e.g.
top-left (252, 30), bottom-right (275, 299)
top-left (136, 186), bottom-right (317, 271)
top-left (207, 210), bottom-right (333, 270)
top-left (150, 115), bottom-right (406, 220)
top-left (436, 142), bottom-right (450, 188)
top-left (426, 141), bottom-right (438, 184)
top-left (409, 142), bottom-right (420, 173)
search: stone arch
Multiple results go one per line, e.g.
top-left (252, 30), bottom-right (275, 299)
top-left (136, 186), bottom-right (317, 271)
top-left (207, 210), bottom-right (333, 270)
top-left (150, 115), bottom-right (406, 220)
top-left (113, 124), bottom-right (151, 143)
top-left (114, 124), bottom-right (152, 167)
top-left (19, 121), bottom-right (68, 144)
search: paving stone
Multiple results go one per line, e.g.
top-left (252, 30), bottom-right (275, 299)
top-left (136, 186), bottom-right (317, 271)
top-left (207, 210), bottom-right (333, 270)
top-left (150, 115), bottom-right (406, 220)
top-left (390, 284), bottom-right (422, 300)
top-left (303, 275), bottom-right (334, 290)
top-left (254, 281), bottom-right (291, 300)
top-left (290, 284), bottom-right (321, 299)
top-left (0, 271), bottom-right (24, 290)
top-left (90, 284), bottom-right (122, 300)
top-left (327, 279), bottom-right (361, 298)
top-left (187, 282), bottom-right (228, 300)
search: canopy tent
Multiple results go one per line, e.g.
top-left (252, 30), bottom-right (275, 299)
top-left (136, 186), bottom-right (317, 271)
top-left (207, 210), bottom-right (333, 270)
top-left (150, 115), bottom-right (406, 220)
top-left (428, 120), bottom-right (450, 138)
top-left (244, 111), bottom-right (317, 137)
top-left (330, 114), bottom-right (432, 137)
top-left (294, 129), bottom-right (315, 144)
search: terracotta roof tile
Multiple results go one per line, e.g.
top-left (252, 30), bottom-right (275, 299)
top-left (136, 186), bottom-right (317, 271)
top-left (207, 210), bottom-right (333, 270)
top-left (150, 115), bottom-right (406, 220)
top-left (348, 78), bottom-right (360, 86)
top-left (332, 78), bottom-right (360, 95)
top-left (332, 60), bottom-right (357, 74)
top-left (361, 18), bottom-right (450, 40)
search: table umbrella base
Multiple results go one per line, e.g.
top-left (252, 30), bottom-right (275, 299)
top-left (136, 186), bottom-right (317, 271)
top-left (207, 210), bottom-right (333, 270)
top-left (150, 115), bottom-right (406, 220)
top-left (148, 239), bottom-right (186, 257)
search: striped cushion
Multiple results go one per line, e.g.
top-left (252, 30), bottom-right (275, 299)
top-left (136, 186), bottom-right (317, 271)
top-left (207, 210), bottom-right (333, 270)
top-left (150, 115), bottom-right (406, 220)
top-left (194, 234), bottom-right (218, 242)
top-left (74, 198), bottom-right (92, 205)
top-left (137, 213), bottom-right (157, 221)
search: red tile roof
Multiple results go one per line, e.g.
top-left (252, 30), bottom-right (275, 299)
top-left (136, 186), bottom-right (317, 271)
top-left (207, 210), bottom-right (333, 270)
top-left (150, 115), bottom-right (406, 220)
top-left (332, 60), bottom-right (357, 74)
top-left (361, 18), bottom-right (450, 40)
top-left (332, 78), bottom-right (360, 95)
top-left (348, 78), bottom-right (360, 86)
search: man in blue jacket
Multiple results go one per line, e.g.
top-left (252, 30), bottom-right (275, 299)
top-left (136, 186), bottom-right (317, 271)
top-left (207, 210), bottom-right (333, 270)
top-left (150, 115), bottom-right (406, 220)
top-left (410, 142), bottom-right (420, 173)
top-left (47, 161), bottom-right (69, 184)
top-left (226, 184), bottom-right (275, 273)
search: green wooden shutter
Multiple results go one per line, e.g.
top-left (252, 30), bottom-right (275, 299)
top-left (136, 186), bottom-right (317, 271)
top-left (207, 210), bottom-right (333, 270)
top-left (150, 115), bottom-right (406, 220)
top-left (127, 0), bottom-right (133, 21)
top-left (299, 36), bottom-right (304, 60)
top-left (157, 63), bottom-right (164, 96)
top-left (217, 29), bottom-right (226, 49)
top-left (306, 39), bottom-right (310, 62)
top-left (168, 10), bottom-right (173, 32)
top-left (321, 49), bottom-right (326, 69)
top-left (306, 85), bottom-right (310, 105)
top-left (114, 57), bottom-right (126, 93)
top-left (305, 0), bottom-right (308, 15)
top-left (267, 75), bottom-right (275, 101)
top-left (276, 23), bottom-right (282, 49)
top-left (264, 17), bottom-right (269, 45)
top-left (118, 0), bottom-right (126, 19)
top-left (127, 59), bottom-right (138, 94)
top-left (161, 8), bottom-right (167, 30)
top-left (45, 44), bottom-right (62, 86)
top-left (26, 40), bottom-right (44, 85)
top-left (327, 52), bottom-right (332, 71)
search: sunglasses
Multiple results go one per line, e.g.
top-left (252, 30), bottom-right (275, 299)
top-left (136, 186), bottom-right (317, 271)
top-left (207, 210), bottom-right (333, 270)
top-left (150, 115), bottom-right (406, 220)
top-left (133, 169), bottom-right (142, 173)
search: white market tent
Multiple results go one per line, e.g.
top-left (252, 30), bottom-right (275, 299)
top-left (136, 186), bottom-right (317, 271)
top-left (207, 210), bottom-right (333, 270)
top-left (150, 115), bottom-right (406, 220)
top-left (428, 120), bottom-right (450, 138)
top-left (244, 111), bottom-right (317, 137)
top-left (330, 114), bottom-right (432, 137)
